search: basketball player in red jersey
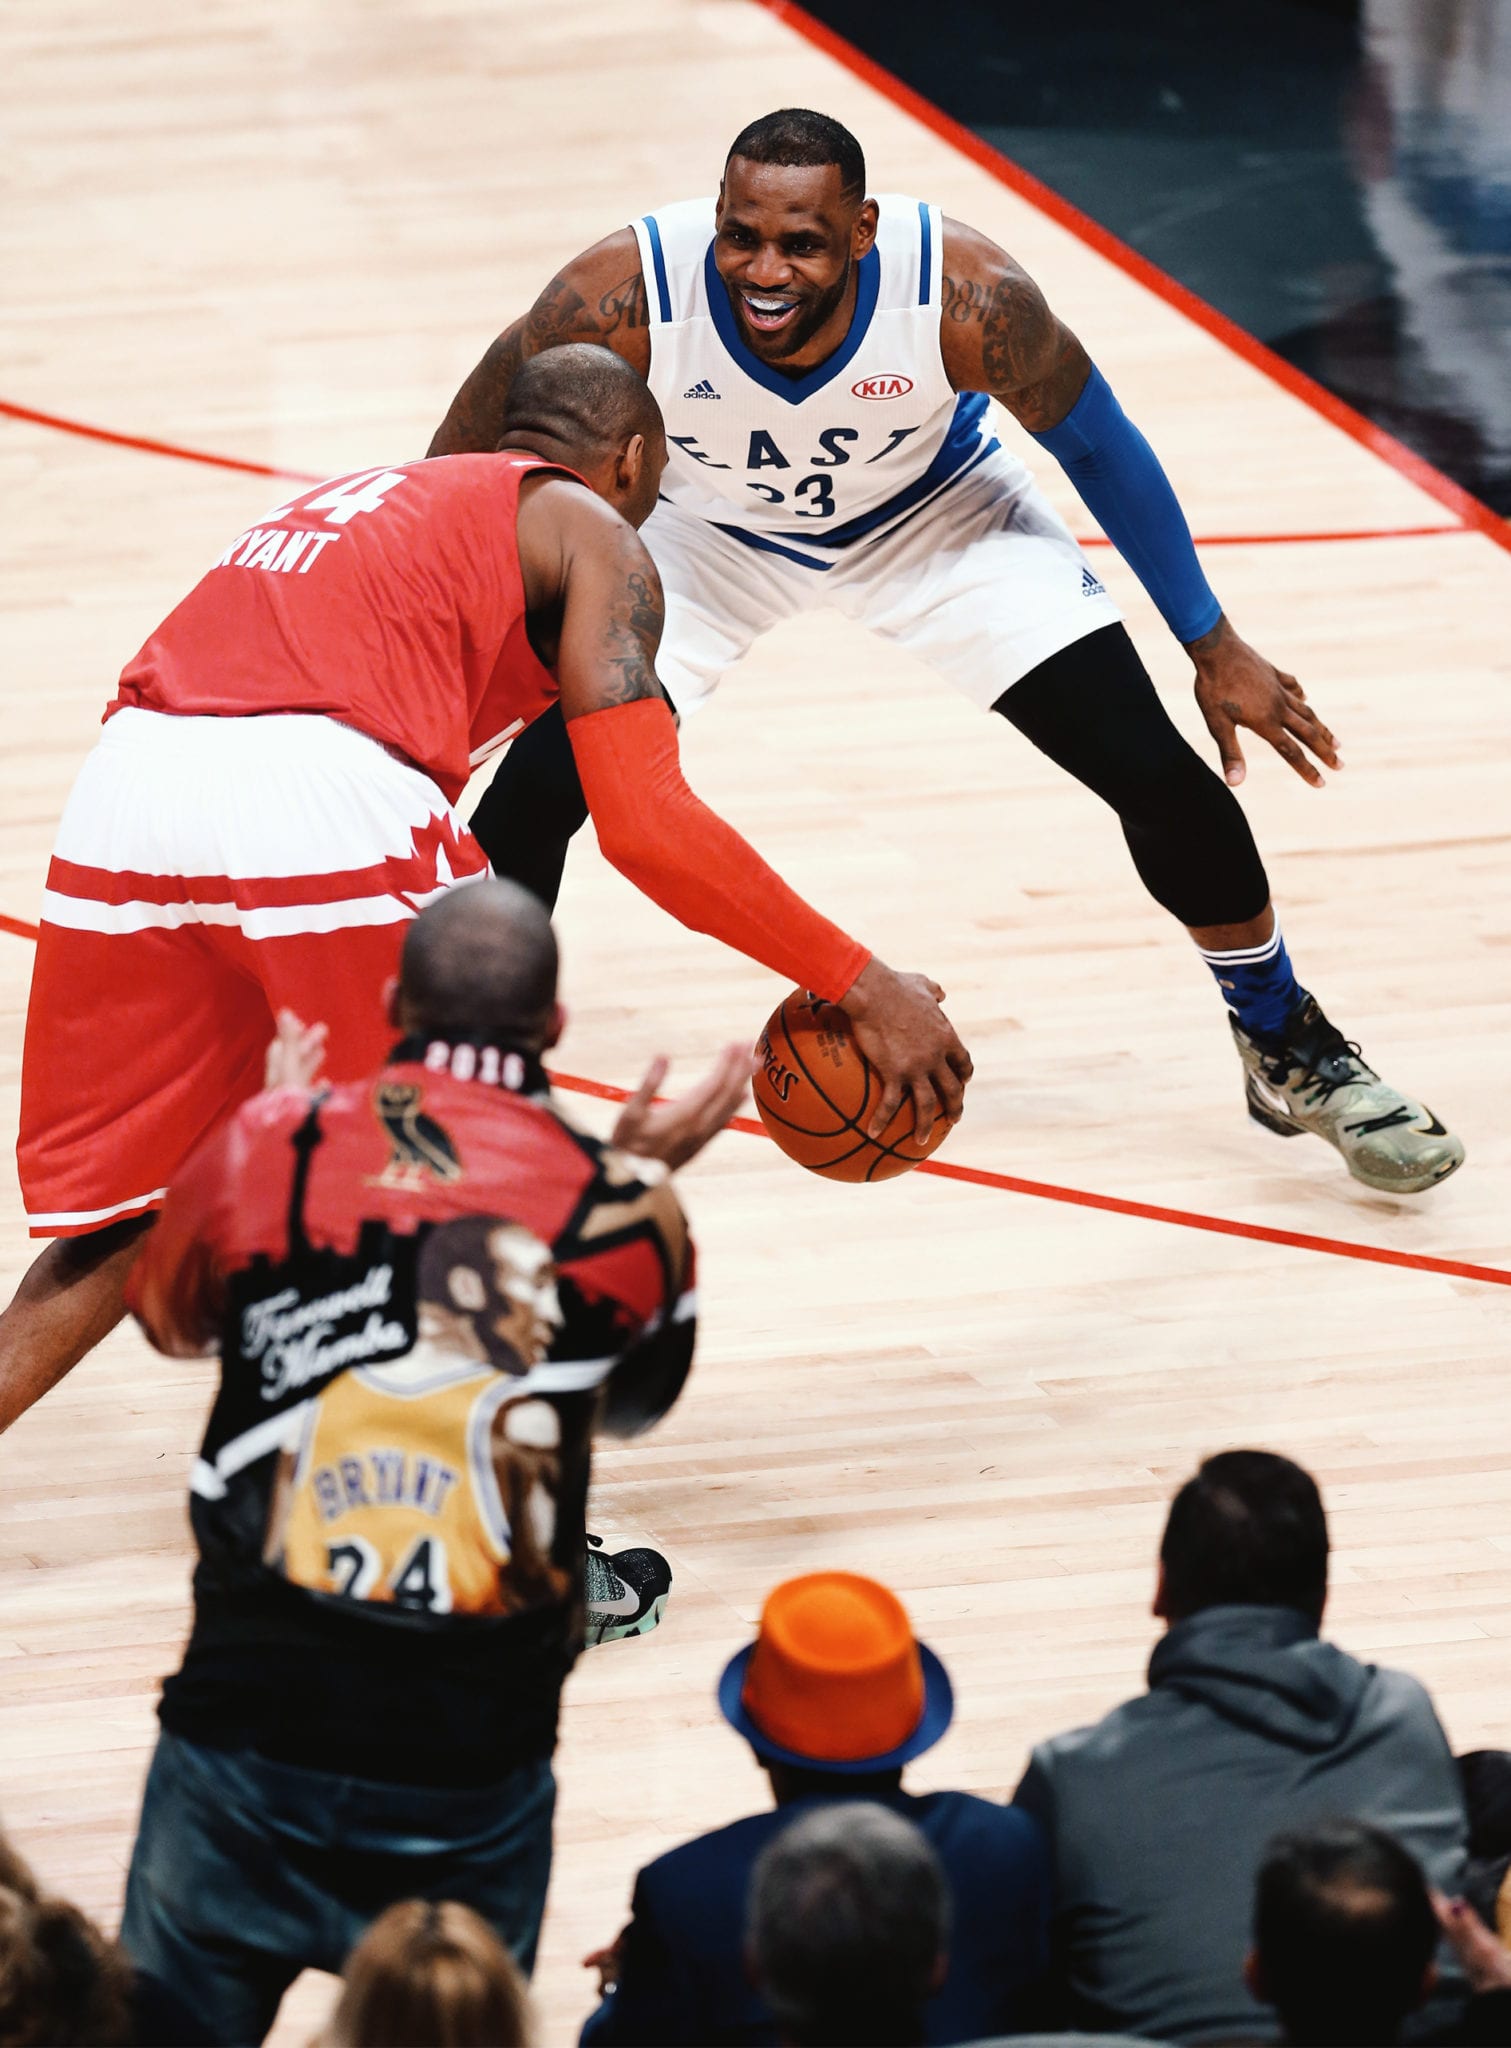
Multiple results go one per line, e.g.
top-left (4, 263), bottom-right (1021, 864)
top-left (1, 345), bottom-right (968, 1433)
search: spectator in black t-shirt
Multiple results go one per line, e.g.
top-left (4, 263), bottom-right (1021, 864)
top-left (118, 881), bottom-right (750, 2048)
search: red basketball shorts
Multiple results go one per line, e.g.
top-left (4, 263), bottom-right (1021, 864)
top-left (19, 709), bottom-right (489, 1237)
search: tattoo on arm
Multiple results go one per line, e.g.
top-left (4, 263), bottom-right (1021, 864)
top-left (428, 322), bottom-right (525, 457)
top-left (941, 274), bottom-right (990, 325)
top-left (596, 272), bottom-right (648, 335)
top-left (943, 259), bottom-right (1091, 433)
top-left (599, 563), bottom-right (666, 707)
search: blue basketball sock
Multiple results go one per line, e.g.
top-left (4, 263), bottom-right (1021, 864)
top-left (1200, 924), bottom-right (1303, 1047)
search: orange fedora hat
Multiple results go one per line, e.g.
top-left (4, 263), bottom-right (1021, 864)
top-left (718, 1572), bottom-right (953, 1772)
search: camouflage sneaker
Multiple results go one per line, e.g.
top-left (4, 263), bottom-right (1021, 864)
top-left (583, 1535), bottom-right (671, 1646)
top-left (1232, 995), bottom-right (1464, 1195)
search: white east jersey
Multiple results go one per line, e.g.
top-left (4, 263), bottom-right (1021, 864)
top-left (630, 194), bottom-right (999, 570)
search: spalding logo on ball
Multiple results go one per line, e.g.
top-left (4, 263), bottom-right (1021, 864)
top-left (751, 988), bottom-right (957, 1182)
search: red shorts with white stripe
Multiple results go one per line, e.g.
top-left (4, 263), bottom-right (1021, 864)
top-left (19, 709), bottom-right (489, 1237)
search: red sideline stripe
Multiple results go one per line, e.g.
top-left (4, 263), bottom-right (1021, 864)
top-left (0, 394), bottom-right (1465, 552)
top-left (753, 0), bottom-right (1511, 558)
top-left (544, 1066), bottom-right (1511, 1289)
top-left (0, 907), bottom-right (1499, 1286)
top-left (1082, 524), bottom-right (1464, 550)
top-left (0, 399), bottom-right (320, 487)
top-left (0, 388), bottom-right (1457, 552)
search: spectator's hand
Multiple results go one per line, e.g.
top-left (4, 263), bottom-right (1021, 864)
top-left (1433, 1893), bottom-right (1511, 1992)
top-left (610, 1043), bottom-right (755, 1171)
top-left (264, 1010), bottom-right (329, 1091)
top-left (583, 1929), bottom-right (627, 1997)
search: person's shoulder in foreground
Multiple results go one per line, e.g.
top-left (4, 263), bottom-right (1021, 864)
top-left (582, 1572), bottom-right (1050, 2047)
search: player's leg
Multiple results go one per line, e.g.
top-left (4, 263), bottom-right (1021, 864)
top-left (5, 724), bottom-right (276, 1432)
top-left (0, 1216), bottom-right (157, 1433)
top-left (852, 457), bottom-right (1463, 1193)
top-left (470, 503), bottom-right (803, 908)
top-left (6, 916), bottom-right (270, 1431)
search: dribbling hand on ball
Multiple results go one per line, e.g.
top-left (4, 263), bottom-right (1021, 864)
top-left (840, 959), bottom-right (972, 1144)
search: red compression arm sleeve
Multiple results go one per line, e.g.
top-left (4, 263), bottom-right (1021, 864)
top-left (567, 698), bottom-right (871, 1002)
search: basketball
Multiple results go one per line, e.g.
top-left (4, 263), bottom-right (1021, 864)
top-left (752, 988), bottom-right (957, 1182)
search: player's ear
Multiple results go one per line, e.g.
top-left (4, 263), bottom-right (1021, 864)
top-left (854, 197), bottom-right (879, 258)
top-left (545, 1000), bottom-right (567, 1050)
top-left (383, 975), bottom-right (402, 1030)
top-left (620, 432), bottom-right (646, 489)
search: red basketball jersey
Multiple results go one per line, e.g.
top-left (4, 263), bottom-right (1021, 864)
top-left (110, 454), bottom-right (575, 802)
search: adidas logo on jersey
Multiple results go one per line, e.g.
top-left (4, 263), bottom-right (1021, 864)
top-left (683, 378), bottom-right (721, 400)
top-left (1081, 565), bottom-right (1107, 597)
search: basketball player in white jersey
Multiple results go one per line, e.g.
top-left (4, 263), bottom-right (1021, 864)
top-left (432, 109), bottom-right (1462, 1195)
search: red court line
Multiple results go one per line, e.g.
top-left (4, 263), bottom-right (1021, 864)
top-left (754, 0), bottom-right (1511, 558)
top-left (0, 395), bottom-right (1466, 552)
top-left (0, 399), bottom-right (321, 487)
top-left (1080, 524), bottom-right (1463, 549)
top-left (0, 912), bottom-right (1500, 1286)
top-left (544, 1063), bottom-right (1511, 1290)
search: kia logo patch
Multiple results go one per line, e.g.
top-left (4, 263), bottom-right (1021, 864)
top-left (851, 374), bottom-right (914, 400)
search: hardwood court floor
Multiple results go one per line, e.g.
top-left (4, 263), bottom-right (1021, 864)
top-left (2, 3), bottom-right (1509, 2041)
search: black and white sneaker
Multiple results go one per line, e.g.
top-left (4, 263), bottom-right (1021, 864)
top-left (584, 1535), bottom-right (671, 1645)
top-left (1232, 995), bottom-right (1464, 1194)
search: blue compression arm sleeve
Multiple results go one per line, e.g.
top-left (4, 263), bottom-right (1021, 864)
top-left (1030, 365), bottom-right (1221, 645)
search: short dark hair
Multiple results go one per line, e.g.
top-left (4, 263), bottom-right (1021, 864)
top-left (748, 1804), bottom-right (947, 2048)
top-left (1254, 1819), bottom-right (1438, 2046)
top-left (726, 109), bottom-right (865, 200)
top-left (499, 342), bottom-right (663, 462)
top-left (1160, 1449), bottom-right (1329, 1622)
top-left (398, 877), bottom-right (558, 1047)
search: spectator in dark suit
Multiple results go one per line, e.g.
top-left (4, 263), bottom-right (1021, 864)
top-left (746, 1802), bottom-right (948, 2048)
top-left (1245, 1819), bottom-right (1440, 2045)
top-left (1011, 1450), bottom-right (1468, 2045)
top-left (580, 1571), bottom-right (1051, 2046)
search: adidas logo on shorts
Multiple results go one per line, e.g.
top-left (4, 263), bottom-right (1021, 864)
top-left (683, 378), bottom-right (721, 400)
top-left (1081, 565), bottom-right (1107, 597)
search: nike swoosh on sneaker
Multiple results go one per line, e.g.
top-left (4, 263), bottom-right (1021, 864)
top-left (1250, 1076), bottom-right (1297, 1118)
top-left (587, 1581), bottom-right (642, 1617)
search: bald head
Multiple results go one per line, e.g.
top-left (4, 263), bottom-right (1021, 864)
top-left (501, 344), bottom-right (662, 465)
top-left (397, 879), bottom-right (559, 1049)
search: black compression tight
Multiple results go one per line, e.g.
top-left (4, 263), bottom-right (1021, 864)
top-left (994, 623), bottom-right (1270, 929)
top-left (471, 623), bottom-right (1270, 930)
top-left (470, 701), bottom-right (588, 912)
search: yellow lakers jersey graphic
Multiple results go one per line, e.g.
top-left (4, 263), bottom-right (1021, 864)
top-left (266, 1347), bottom-right (568, 1618)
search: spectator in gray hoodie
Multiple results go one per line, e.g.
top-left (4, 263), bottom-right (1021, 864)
top-left (1011, 1449), bottom-right (1468, 2045)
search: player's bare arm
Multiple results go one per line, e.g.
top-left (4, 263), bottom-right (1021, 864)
top-left (517, 478), bottom-right (971, 1138)
top-left (938, 218), bottom-right (1340, 791)
top-left (429, 230), bottom-right (652, 456)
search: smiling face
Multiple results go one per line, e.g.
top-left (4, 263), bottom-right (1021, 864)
top-left (713, 158), bottom-right (878, 367)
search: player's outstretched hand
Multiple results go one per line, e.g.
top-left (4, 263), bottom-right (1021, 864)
top-left (611, 1042), bottom-right (757, 1171)
top-left (842, 958), bottom-right (973, 1145)
top-left (263, 1009), bottom-right (329, 1091)
top-left (1189, 615), bottom-right (1341, 789)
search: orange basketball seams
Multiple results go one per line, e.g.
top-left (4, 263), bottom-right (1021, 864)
top-left (752, 989), bottom-right (956, 1183)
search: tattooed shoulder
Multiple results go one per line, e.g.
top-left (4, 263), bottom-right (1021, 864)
top-left (941, 274), bottom-right (991, 325)
top-left (596, 271), bottom-right (648, 335)
top-left (599, 553), bottom-right (666, 707)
